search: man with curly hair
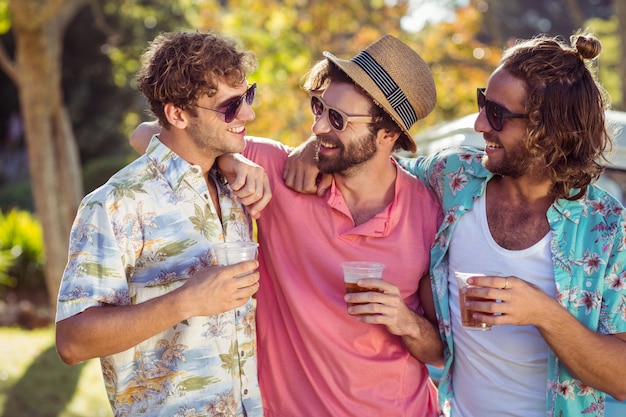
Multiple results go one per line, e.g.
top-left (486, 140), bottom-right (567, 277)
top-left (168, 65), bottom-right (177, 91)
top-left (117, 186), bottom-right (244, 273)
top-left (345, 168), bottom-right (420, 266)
top-left (55, 31), bottom-right (268, 417)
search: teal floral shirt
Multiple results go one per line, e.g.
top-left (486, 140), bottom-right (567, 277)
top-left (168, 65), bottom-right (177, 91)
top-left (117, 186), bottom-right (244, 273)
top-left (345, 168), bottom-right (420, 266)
top-left (400, 146), bottom-right (626, 417)
top-left (56, 136), bottom-right (262, 417)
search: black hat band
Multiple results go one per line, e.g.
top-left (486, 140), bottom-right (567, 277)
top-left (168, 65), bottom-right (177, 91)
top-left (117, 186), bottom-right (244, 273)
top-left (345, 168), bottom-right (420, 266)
top-left (351, 50), bottom-right (418, 129)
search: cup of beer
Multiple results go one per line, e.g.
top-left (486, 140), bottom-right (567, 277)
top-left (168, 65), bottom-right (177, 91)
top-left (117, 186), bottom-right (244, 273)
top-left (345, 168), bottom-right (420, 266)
top-left (341, 262), bottom-right (385, 308)
top-left (454, 272), bottom-right (494, 331)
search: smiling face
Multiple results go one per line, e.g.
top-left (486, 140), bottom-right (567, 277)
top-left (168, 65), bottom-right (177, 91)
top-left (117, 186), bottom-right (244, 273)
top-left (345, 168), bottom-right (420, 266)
top-left (313, 82), bottom-right (379, 175)
top-left (187, 79), bottom-right (255, 156)
top-left (474, 68), bottom-right (535, 179)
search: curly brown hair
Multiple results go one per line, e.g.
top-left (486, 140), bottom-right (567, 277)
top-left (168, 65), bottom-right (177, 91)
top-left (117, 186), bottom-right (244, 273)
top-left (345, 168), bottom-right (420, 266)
top-left (500, 31), bottom-right (613, 200)
top-left (302, 59), bottom-right (406, 151)
top-left (136, 31), bottom-right (257, 128)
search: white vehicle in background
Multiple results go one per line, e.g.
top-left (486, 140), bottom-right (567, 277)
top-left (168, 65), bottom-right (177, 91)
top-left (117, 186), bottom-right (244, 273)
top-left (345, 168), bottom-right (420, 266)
top-left (412, 110), bottom-right (626, 415)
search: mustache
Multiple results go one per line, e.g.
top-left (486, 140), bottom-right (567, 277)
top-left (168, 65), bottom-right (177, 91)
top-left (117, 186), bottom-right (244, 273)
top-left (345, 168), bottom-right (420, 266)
top-left (316, 133), bottom-right (341, 148)
top-left (483, 131), bottom-right (500, 144)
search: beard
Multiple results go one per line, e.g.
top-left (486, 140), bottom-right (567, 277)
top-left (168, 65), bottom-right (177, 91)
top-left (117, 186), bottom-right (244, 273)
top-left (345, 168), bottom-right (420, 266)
top-left (316, 131), bottom-right (378, 175)
top-left (482, 134), bottom-right (532, 179)
top-left (186, 116), bottom-right (243, 155)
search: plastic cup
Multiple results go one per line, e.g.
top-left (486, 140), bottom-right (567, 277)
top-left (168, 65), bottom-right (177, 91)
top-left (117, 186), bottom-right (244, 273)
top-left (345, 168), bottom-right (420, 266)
top-left (341, 262), bottom-right (385, 308)
top-left (212, 242), bottom-right (259, 266)
top-left (454, 272), bottom-right (492, 331)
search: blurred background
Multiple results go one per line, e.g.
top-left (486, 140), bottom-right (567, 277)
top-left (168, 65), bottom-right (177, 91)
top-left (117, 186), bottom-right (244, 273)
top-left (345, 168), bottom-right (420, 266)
top-left (0, 0), bottom-right (623, 415)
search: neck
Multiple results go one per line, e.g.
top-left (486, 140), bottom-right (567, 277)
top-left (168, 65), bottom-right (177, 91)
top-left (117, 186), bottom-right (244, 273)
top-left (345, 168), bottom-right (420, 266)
top-left (486, 175), bottom-right (554, 249)
top-left (491, 174), bottom-right (555, 207)
top-left (159, 131), bottom-right (217, 175)
top-left (334, 156), bottom-right (397, 226)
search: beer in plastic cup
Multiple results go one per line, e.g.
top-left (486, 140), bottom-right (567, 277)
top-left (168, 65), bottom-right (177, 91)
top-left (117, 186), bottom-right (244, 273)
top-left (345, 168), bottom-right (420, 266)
top-left (341, 262), bottom-right (385, 308)
top-left (454, 271), bottom-right (493, 331)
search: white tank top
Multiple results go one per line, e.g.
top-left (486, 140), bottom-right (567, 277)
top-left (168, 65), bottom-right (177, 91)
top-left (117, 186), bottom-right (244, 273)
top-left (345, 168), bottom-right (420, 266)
top-left (448, 194), bottom-right (555, 417)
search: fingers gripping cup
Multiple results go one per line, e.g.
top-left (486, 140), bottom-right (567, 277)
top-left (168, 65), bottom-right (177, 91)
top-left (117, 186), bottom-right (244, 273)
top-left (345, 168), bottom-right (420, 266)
top-left (341, 262), bottom-right (385, 308)
top-left (212, 242), bottom-right (259, 266)
top-left (454, 272), bottom-right (492, 331)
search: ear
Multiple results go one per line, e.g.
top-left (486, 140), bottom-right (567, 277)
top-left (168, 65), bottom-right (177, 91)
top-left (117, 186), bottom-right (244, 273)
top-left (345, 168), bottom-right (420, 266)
top-left (164, 103), bottom-right (189, 129)
top-left (377, 128), bottom-right (400, 148)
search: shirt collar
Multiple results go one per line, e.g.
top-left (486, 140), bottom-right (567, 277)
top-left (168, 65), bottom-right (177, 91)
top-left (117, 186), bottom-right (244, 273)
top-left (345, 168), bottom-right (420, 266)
top-left (145, 135), bottom-right (205, 191)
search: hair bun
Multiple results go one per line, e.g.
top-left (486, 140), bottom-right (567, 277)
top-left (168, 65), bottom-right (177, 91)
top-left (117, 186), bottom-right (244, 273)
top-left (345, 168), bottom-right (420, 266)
top-left (571, 34), bottom-right (601, 60)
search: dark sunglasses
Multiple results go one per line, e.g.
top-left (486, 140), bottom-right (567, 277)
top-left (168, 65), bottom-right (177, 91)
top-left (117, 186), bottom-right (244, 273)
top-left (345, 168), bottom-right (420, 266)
top-left (310, 95), bottom-right (376, 132)
top-left (477, 88), bottom-right (528, 131)
top-left (197, 82), bottom-right (256, 123)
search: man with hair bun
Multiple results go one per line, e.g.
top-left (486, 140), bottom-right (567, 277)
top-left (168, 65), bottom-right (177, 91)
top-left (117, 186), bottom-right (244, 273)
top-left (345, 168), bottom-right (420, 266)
top-left (398, 31), bottom-right (626, 417)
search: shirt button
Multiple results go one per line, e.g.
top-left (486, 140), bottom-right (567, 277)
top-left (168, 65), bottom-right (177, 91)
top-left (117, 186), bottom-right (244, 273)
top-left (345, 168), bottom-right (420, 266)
top-left (241, 351), bottom-right (244, 356)
top-left (586, 281), bottom-right (592, 288)
top-left (244, 389), bottom-right (248, 395)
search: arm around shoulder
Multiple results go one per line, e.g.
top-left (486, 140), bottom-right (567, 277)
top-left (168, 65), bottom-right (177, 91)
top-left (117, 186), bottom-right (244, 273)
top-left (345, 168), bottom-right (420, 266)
top-left (129, 120), bottom-right (160, 154)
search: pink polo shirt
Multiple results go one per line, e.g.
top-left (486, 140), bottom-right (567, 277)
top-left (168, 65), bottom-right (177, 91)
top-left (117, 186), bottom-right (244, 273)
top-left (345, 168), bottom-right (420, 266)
top-left (244, 137), bottom-right (442, 417)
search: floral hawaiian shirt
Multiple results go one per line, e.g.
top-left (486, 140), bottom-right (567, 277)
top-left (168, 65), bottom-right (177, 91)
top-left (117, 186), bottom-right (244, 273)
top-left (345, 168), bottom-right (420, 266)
top-left (56, 136), bottom-right (262, 417)
top-left (400, 146), bottom-right (626, 417)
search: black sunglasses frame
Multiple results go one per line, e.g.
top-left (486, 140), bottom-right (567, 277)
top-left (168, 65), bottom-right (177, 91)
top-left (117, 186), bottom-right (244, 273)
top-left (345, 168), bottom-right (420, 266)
top-left (477, 88), bottom-right (528, 132)
top-left (310, 95), bottom-right (376, 132)
top-left (197, 82), bottom-right (257, 123)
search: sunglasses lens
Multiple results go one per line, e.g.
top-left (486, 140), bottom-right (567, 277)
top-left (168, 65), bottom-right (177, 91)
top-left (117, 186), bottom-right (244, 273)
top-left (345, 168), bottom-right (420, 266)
top-left (223, 98), bottom-right (242, 123)
top-left (311, 96), bottom-right (323, 116)
top-left (245, 83), bottom-right (256, 106)
top-left (310, 96), bottom-right (348, 131)
top-left (477, 89), bottom-right (485, 111)
top-left (486, 101), bottom-right (503, 131)
top-left (223, 84), bottom-right (256, 123)
top-left (477, 89), bottom-right (504, 131)
top-left (328, 109), bottom-right (345, 131)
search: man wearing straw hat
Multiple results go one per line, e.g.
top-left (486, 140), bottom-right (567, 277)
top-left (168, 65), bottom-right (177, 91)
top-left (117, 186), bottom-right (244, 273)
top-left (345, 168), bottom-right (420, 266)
top-left (248, 35), bottom-right (442, 417)
top-left (131, 34), bottom-right (443, 416)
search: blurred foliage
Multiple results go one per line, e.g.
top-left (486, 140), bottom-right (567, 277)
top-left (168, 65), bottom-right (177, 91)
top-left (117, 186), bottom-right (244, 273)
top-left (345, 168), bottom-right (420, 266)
top-left (471, 0), bottom-right (623, 109)
top-left (417, 3), bottom-right (502, 121)
top-left (586, 16), bottom-right (622, 107)
top-left (82, 153), bottom-right (138, 194)
top-left (0, 247), bottom-right (13, 287)
top-left (477, 0), bottom-right (614, 44)
top-left (0, 181), bottom-right (33, 212)
top-left (0, 209), bottom-right (45, 292)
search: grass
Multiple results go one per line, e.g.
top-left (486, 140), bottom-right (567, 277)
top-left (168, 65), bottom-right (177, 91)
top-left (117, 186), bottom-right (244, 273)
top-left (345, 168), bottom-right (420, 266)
top-left (0, 326), bottom-right (112, 417)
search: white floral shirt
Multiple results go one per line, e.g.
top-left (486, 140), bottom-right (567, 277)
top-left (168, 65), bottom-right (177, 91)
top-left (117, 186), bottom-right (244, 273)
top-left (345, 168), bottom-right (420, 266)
top-left (400, 146), bottom-right (626, 417)
top-left (56, 136), bottom-right (262, 417)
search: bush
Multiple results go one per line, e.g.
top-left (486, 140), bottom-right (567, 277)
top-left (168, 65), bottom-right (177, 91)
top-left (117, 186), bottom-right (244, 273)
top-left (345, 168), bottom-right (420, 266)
top-left (0, 248), bottom-right (15, 287)
top-left (0, 180), bottom-right (34, 213)
top-left (82, 154), bottom-right (134, 194)
top-left (0, 209), bottom-right (45, 292)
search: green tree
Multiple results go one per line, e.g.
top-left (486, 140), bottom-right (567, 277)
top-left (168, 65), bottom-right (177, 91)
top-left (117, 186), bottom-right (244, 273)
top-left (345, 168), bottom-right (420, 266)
top-left (0, 0), bottom-right (89, 310)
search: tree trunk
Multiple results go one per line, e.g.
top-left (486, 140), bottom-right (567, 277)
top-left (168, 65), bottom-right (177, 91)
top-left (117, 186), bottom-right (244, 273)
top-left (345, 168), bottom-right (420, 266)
top-left (5, 0), bottom-right (88, 314)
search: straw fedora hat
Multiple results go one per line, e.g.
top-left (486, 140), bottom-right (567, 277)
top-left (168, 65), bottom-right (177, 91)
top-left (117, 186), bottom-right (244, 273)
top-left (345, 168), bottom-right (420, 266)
top-left (323, 35), bottom-right (436, 152)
